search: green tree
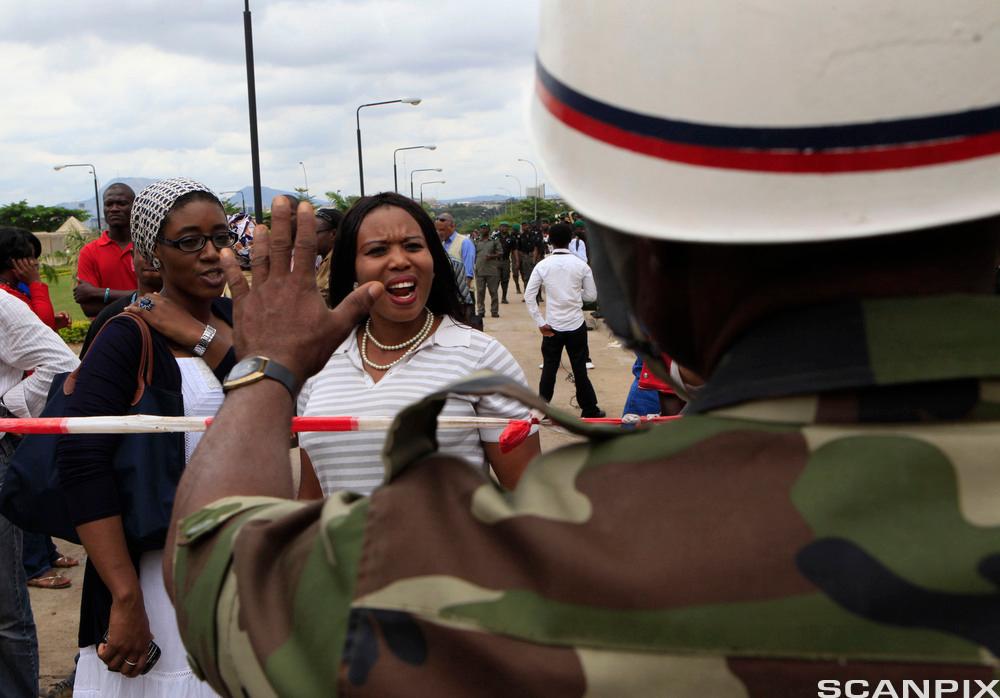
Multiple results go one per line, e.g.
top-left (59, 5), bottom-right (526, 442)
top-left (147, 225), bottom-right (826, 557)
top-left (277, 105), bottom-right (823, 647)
top-left (222, 199), bottom-right (242, 216)
top-left (294, 188), bottom-right (317, 206)
top-left (0, 200), bottom-right (91, 231)
top-left (325, 191), bottom-right (361, 212)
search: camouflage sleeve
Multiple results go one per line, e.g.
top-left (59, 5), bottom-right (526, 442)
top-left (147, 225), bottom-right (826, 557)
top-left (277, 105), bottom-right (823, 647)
top-left (173, 495), bottom-right (358, 697)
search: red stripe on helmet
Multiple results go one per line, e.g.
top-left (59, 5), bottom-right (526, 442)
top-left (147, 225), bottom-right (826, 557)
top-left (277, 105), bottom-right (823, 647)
top-left (537, 78), bottom-right (1000, 173)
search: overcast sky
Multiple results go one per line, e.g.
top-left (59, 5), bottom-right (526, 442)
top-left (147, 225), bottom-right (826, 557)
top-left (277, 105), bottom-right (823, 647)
top-left (0, 0), bottom-right (542, 207)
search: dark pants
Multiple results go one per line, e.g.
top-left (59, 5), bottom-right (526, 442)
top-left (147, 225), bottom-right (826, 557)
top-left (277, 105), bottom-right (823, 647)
top-left (476, 273), bottom-right (500, 316)
top-left (0, 436), bottom-right (39, 698)
top-left (511, 258), bottom-right (524, 293)
top-left (22, 532), bottom-right (56, 580)
top-left (500, 260), bottom-right (511, 300)
top-left (539, 322), bottom-right (599, 415)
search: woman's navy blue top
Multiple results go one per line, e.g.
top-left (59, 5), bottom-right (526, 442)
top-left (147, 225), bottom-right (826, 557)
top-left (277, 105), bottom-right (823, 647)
top-left (56, 299), bottom-right (235, 647)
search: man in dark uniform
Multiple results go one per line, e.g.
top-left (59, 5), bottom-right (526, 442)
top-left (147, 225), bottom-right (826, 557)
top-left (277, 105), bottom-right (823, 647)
top-left (495, 222), bottom-right (516, 302)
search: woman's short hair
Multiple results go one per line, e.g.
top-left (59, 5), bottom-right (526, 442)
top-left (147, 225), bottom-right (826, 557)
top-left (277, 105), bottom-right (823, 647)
top-left (0, 226), bottom-right (34, 272)
top-left (328, 192), bottom-right (464, 322)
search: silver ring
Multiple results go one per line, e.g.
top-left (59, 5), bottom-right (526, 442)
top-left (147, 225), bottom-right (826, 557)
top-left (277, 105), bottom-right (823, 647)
top-left (138, 297), bottom-right (155, 311)
top-left (123, 659), bottom-right (138, 666)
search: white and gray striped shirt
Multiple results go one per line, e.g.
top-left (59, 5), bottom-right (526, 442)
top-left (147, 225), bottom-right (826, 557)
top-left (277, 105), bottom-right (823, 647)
top-left (298, 315), bottom-right (532, 496)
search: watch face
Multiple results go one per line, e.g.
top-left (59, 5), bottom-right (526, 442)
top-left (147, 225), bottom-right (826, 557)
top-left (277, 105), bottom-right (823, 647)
top-left (229, 356), bottom-right (265, 381)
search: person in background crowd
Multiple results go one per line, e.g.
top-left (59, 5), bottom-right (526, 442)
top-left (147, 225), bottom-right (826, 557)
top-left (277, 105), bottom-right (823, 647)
top-left (495, 221), bottom-right (517, 301)
top-left (474, 225), bottom-right (502, 318)
top-left (569, 219), bottom-right (588, 262)
top-left (0, 228), bottom-right (71, 331)
top-left (435, 212), bottom-right (479, 328)
top-left (434, 212), bottom-right (474, 289)
top-left (60, 177), bottom-right (235, 696)
top-left (621, 355), bottom-right (662, 419)
top-left (0, 291), bottom-right (79, 697)
top-left (74, 184), bottom-right (137, 319)
top-left (513, 223), bottom-right (537, 301)
top-left (228, 210), bottom-right (255, 270)
top-left (0, 228), bottom-right (80, 591)
top-left (314, 207), bottom-right (342, 308)
top-left (525, 222), bottom-right (605, 418)
top-left (299, 193), bottom-right (539, 496)
top-left (79, 247), bottom-right (163, 359)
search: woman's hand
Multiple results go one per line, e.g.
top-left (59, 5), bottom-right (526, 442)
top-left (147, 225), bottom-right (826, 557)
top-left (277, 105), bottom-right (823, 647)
top-left (12, 257), bottom-right (41, 284)
top-left (126, 293), bottom-right (204, 349)
top-left (54, 311), bottom-right (71, 330)
top-left (98, 591), bottom-right (154, 678)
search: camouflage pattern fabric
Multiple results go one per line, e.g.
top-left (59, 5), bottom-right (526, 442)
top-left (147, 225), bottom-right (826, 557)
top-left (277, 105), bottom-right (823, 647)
top-left (174, 295), bottom-right (1000, 696)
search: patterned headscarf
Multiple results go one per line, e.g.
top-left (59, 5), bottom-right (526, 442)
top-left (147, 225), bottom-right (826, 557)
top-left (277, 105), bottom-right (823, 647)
top-left (130, 177), bottom-right (219, 268)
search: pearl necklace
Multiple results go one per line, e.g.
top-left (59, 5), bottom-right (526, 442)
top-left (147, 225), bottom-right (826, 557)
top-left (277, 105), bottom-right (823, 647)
top-left (364, 308), bottom-right (433, 350)
top-left (361, 309), bottom-right (434, 371)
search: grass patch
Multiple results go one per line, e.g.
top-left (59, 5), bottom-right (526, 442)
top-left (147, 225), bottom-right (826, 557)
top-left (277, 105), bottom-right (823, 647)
top-left (44, 266), bottom-right (78, 319)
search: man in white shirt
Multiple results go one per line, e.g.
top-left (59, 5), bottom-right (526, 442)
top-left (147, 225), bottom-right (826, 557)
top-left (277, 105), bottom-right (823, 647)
top-left (0, 290), bottom-right (79, 698)
top-left (524, 223), bottom-right (605, 418)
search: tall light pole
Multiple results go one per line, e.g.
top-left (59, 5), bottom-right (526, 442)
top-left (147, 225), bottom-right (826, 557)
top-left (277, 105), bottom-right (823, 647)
top-left (504, 173), bottom-right (522, 198)
top-left (356, 97), bottom-right (422, 196)
top-left (54, 163), bottom-right (101, 231)
top-left (393, 144), bottom-right (435, 193)
top-left (497, 187), bottom-right (515, 218)
top-left (298, 161), bottom-right (309, 198)
top-left (420, 180), bottom-right (445, 207)
top-left (517, 158), bottom-right (538, 221)
top-left (243, 0), bottom-right (263, 222)
top-left (410, 168), bottom-right (442, 199)
top-left (220, 190), bottom-right (247, 213)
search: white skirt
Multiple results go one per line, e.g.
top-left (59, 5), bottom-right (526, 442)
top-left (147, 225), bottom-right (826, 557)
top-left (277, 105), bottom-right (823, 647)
top-left (73, 550), bottom-right (219, 698)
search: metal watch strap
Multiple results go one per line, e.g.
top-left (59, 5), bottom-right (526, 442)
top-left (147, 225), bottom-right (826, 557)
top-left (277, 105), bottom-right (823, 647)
top-left (192, 325), bottom-right (217, 357)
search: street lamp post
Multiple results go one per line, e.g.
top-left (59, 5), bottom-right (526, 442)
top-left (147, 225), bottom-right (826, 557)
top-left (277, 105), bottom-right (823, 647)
top-left (393, 144), bottom-right (436, 193)
top-left (496, 187), bottom-right (515, 218)
top-left (53, 163), bottom-right (101, 231)
top-left (356, 98), bottom-right (422, 196)
top-left (298, 161), bottom-right (309, 198)
top-left (220, 190), bottom-right (247, 214)
top-left (243, 0), bottom-right (264, 222)
top-left (410, 168), bottom-right (443, 199)
top-left (504, 174), bottom-right (522, 198)
top-left (517, 158), bottom-right (539, 221)
top-left (419, 180), bottom-right (445, 207)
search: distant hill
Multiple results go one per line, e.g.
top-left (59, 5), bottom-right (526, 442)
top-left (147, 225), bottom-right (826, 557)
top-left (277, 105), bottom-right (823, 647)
top-left (53, 178), bottom-right (301, 223)
top-left (220, 185), bottom-right (302, 214)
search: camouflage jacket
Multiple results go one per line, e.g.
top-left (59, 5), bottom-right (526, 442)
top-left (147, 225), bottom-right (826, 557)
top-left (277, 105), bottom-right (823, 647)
top-left (174, 295), bottom-right (1000, 696)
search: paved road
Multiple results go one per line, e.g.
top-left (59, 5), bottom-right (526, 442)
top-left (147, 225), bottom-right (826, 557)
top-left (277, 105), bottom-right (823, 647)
top-left (32, 291), bottom-right (637, 692)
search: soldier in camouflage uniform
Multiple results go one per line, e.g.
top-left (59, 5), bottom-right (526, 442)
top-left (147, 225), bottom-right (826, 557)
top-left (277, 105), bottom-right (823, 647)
top-left (167, 2), bottom-right (1000, 695)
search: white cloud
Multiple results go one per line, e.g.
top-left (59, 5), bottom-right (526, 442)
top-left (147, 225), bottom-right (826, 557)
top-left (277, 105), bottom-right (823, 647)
top-left (0, 0), bottom-right (543, 207)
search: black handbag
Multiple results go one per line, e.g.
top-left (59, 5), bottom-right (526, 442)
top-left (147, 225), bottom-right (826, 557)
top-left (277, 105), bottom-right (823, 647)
top-left (0, 313), bottom-right (185, 551)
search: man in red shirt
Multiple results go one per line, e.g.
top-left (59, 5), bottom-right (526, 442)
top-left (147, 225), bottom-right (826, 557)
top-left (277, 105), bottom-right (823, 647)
top-left (73, 183), bottom-right (136, 318)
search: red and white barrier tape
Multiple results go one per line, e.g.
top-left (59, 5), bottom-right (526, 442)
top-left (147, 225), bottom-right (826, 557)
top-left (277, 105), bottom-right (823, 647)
top-left (0, 414), bottom-right (679, 453)
top-left (0, 414), bottom-right (677, 435)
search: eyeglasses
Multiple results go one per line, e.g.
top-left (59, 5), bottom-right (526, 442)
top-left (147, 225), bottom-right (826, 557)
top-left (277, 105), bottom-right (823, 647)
top-left (435, 217), bottom-right (450, 222)
top-left (157, 231), bottom-right (238, 253)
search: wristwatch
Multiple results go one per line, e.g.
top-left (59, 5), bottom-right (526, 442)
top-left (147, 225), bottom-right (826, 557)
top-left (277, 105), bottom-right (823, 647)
top-left (222, 356), bottom-right (298, 398)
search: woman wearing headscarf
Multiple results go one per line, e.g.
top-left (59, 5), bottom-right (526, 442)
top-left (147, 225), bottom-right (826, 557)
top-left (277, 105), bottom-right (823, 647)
top-left (57, 178), bottom-right (235, 697)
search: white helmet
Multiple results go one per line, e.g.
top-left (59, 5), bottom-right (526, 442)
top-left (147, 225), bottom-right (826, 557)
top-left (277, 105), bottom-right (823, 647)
top-left (530, 1), bottom-right (1000, 243)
